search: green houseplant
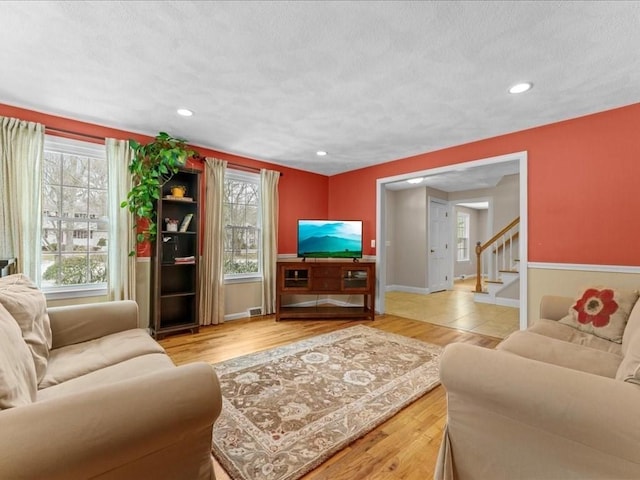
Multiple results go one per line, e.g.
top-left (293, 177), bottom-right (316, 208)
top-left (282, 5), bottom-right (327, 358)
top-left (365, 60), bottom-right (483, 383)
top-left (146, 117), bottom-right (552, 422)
top-left (121, 132), bottom-right (197, 254)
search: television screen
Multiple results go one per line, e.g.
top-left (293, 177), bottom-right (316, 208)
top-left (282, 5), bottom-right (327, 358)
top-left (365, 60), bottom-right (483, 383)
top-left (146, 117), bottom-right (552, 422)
top-left (297, 220), bottom-right (363, 259)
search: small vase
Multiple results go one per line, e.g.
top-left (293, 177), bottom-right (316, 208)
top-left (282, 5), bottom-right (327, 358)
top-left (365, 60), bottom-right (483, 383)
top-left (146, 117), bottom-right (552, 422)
top-left (171, 186), bottom-right (186, 198)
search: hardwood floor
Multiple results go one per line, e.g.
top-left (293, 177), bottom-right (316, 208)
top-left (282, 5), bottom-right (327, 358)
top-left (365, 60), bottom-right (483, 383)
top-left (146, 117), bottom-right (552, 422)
top-left (160, 314), bottom-right (499, 480)
top-left (385, 277), bottom-right (520, 339)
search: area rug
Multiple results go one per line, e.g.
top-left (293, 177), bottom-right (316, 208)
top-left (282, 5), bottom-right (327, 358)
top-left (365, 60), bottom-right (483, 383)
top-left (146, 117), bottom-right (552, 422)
top-left (211, 325), bottom-right (442, 480)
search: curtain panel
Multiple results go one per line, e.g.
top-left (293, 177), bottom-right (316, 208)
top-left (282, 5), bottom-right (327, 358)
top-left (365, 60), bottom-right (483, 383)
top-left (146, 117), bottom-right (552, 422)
top-left (0, 116), bottom-right (44, 279)
top-left (260, 169), bottom-right (279, 315)
top-left (200, 158), bottom-right (227, 325)
top-left (106, 138), bottom-right (136, 301)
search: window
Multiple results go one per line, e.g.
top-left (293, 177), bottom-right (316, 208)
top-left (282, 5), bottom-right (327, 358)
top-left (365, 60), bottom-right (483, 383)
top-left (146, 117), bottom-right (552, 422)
top-left (456, 212), bottom-right (470, 262)
top-left (223, 171), bottom-right (261, 278)
top-left (41, 136), bottom-right (108, 292)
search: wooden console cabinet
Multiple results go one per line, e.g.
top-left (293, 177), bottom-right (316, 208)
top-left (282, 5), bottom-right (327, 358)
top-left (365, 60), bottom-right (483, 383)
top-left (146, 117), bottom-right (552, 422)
top-left (276, 261), bottom-right (375, 321)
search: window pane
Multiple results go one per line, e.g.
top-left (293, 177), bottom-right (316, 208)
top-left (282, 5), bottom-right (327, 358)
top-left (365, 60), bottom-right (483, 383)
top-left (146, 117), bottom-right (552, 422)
top-left (223, 174), bottom-right (261, 276)
top-left (456, 212), bottom-right (470, 262)
top-left (41, 138), bottom-right (108, 290)
top-left (62, 155), bottom-right (89, 187)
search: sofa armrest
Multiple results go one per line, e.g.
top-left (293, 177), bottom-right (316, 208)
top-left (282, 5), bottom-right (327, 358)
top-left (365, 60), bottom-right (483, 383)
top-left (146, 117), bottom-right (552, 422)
top-left (539, 294), bottom-right (573, 321)
top-left (439, 343), bottom-right (640, 479)
top-left (0, 362), bottom-right (222, 480)
top-left (48, 300), bottom-right (139, 348)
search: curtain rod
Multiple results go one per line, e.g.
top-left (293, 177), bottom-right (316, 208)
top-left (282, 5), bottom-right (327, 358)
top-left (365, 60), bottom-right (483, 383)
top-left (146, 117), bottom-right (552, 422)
top-left (45, 126), bottom-right (105, 141)
top-left (193, 154), bottom-right (283, 176)
top-left (46, 127), bottom-right (283, 176)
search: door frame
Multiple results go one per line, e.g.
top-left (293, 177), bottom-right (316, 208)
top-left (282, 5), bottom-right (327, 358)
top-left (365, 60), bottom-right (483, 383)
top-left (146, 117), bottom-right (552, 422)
top-left (376, 151), bottom-right (528, 331)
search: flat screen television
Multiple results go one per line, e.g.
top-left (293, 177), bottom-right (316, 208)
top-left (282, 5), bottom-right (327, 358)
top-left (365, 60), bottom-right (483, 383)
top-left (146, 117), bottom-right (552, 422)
top-left (297, 220), bottom-right (363, 259)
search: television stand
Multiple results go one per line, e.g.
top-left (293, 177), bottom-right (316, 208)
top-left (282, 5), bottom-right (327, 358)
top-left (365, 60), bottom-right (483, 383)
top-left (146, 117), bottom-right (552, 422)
top-left (275, 261), bottom-right (375, 321)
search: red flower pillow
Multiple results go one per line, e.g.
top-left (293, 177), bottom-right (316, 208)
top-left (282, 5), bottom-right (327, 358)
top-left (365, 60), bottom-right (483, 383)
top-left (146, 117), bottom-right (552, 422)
top-left (560, 287), bottom-right (640, 343)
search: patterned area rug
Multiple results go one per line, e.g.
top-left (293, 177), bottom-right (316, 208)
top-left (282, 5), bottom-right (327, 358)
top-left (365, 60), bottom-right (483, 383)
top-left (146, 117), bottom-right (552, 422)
top-left (211, 325), bottom-right (442, 480)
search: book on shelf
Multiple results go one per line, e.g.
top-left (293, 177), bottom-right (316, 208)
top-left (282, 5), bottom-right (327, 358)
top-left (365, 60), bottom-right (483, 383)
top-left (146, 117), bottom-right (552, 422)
top-left (174, 256), bottom-right (195, 264)
top-left (179, 213), bottom-right (193, 232)
top-left (164, 195), bottom-right (194, 202)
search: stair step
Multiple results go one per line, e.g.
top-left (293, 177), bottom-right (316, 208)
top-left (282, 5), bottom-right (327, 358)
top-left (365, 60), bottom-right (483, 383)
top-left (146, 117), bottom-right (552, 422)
top-left (485, 280), bottom-right (503, 284)
top-left (499, 269), bottom-right (519, 274)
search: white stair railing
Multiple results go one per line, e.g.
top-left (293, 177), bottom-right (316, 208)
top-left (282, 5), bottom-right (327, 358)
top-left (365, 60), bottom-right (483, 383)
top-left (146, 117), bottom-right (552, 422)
top-left (474, 217), bottom-right (520, 293)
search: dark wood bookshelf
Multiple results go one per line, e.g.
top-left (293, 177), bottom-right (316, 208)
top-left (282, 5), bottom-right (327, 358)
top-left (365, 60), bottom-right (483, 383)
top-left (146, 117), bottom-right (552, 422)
top-left (151, 169), bottom-right (200, 338)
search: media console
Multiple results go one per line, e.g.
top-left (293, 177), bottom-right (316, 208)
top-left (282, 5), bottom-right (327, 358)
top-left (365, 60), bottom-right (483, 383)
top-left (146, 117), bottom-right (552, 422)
top-left (275, 261), bottom-right (375, 321)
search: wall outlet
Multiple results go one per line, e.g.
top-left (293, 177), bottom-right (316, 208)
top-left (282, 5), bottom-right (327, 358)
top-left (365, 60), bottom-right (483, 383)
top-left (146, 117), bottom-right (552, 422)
top-left (371, 239), bottom-right (376, 248)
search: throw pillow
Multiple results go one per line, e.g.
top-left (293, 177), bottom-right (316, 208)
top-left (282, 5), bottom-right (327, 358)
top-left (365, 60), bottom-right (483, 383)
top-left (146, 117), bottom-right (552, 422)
top-left (0, 274), bottom-right (53, 383)
top-left (0, 303), bottom-right (37, 408)
top-left (559, 286), bottom-right (640, 344)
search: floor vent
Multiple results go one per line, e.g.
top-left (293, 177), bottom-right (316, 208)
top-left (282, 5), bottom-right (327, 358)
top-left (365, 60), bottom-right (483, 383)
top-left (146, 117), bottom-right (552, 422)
top-left (249, 307), bottom-right (262, 317)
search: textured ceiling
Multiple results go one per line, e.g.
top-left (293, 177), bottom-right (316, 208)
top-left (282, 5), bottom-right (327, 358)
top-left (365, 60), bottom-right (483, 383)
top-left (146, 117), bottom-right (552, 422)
top-left (0, 1), bottom-right (639, 176)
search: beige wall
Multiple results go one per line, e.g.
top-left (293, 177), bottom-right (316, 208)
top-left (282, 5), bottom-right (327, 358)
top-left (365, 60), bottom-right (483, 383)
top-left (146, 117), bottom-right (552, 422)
top-left (385, 175), bottom-right (518, 292)
top-left (448, 174), bottom-right (519, 234)
top-left (527, 266), bottom-right (640, 325)
top-left (386, 187), bottom-right (430, 290)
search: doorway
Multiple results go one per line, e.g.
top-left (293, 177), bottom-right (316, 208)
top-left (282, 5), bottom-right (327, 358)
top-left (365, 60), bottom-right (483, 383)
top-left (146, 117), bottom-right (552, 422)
top-left (376, 151), bottom-right (528, 330)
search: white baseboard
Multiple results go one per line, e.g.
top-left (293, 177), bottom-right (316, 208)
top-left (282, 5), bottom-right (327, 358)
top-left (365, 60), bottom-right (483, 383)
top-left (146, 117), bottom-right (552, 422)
top-left (385, 284), bottom-right (430, 295)
top-left (496, 297), bottom-right (520, 308)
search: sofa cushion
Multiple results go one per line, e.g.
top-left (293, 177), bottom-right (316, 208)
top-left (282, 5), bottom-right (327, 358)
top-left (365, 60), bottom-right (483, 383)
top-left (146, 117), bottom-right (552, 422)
top-left (528, 319), bottom-right (623, 355)
top-left (622, 299), bottom-right (640, 356)
top-left (0, 274), bottom-right (52, 383)
top-left (39, 328), bottom-right (165, 388)
top-left (558, 287), bottom-right (639, 343)
top-left (0, 303), bottom-right (37, 408)
top-left (616, 331), bottom-right (640, 385)
top-left (36, 353), bottom-right (175, 401)
top-left (498, 330), bottom-right (623, 378)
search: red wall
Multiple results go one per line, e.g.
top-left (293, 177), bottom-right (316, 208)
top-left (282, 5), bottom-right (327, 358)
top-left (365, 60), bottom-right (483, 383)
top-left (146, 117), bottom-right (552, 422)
top-left (329, 103), bottom-right (640, 265)
top-left (0, 103), bottom-right (329, 256)
top-left (5, 102), bottom-right (640, 265)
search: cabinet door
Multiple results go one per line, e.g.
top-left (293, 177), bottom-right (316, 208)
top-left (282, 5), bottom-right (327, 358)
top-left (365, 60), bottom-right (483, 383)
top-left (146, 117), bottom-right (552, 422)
top-left (342, 267), bottom-right (370, 291)
top-left (281, 266), bottom-right (310, 290)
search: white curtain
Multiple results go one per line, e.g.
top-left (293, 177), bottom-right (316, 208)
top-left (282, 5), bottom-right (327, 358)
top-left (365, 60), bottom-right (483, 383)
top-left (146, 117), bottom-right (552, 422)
top-left (260, 169), bottom-right (279, 315)
top-left (0, 116), bottom-right (44, 279)
top-left (199, 157), bottom-right (226, 325)
top-left (106, 138), bottom-right (136, 301)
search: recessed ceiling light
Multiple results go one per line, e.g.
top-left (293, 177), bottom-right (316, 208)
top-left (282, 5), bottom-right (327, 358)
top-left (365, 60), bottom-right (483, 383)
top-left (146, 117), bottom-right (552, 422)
top-left (316, 151), bottom-right (327, 156)
top-left (508, 82), bottom-right (533, 94)
top-left (177, 108), bottom-right (193, 117)
top-left (407, 177), bottom-right (423, 184)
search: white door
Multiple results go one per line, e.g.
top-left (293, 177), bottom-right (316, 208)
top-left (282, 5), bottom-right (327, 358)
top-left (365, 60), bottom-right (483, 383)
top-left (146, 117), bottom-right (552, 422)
top-left (428, 198), bottom-right (451, 293)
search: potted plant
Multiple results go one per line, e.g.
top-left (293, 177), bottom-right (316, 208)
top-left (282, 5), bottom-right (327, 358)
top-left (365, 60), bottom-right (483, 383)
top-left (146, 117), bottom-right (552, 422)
top-left (121, 132), bottom-right (197, 254)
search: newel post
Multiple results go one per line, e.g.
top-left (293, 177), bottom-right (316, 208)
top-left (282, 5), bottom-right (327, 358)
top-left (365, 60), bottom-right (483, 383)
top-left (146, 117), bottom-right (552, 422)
top-left (475, 242), bottom-right (482, 293)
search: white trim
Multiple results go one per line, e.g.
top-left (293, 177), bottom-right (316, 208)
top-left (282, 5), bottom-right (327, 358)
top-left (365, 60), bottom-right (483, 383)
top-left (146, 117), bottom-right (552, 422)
top-left (496, 297), bottom-right (520, 308)
top-left (386, 284), bottom-right (430, 295)
top-left (44, 135), bottom-right (105, 159)
top-left (44, 285), bottom-right (107, 301)
top-left (225, 275), bottom-right (262, 285)
top-left (528, 262), bottom-right (640, 274)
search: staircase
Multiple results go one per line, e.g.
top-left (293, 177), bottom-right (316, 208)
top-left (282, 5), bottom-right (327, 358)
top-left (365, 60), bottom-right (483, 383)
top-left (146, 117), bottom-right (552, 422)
top-left (473, 217), bottom-right (520, 307)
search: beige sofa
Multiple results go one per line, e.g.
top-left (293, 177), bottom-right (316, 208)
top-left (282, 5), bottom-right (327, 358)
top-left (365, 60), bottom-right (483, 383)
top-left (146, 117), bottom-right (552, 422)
top-left (0, 274), bottom-right (222, 480)
top-left (435, 290), bottom-right (640, 480)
